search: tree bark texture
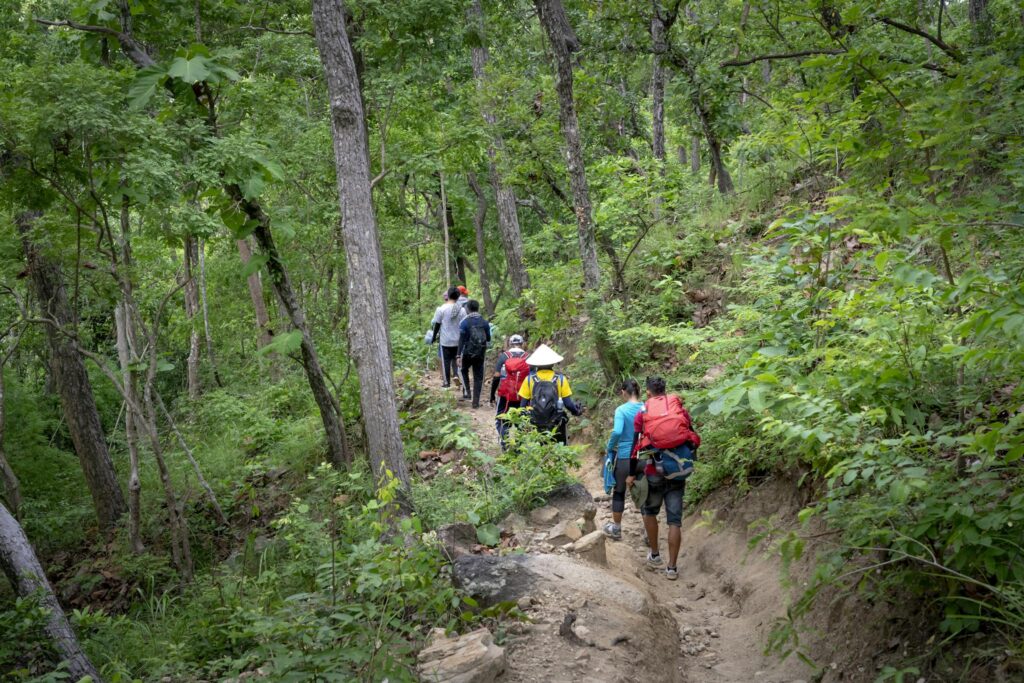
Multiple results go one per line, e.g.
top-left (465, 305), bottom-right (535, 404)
top-left (0, 501), bottom-right (104, 682)
top-left (114, 303), bottom-right (145, 554)
top-left (183, 235), bottom-right (202, 399)
top-left (196, 239), bottom-right (223, 387)
top-left (535, 0), bottom-right (601, 290)
top-left (650, 7), bottom-right (668, 165)
top-left (312, 0), bottom-right (412, 501)
top-left (467, 172), bottom-right (495, 316)
top-left (690, 135), bottom-right (700, 174)
top-left (17, 214), bottom-right (127, 532)
top-left (469, 0), bottom-right (531, 296)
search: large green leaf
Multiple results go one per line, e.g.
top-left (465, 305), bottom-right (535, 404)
top-left (167, 56), bottom-right (211, 83)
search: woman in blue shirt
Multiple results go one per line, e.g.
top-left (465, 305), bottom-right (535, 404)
top-left (603, 379), bottom-right (643, 540)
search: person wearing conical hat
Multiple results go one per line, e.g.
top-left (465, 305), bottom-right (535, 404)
top-left (518, 343), bottom-right (582, 445)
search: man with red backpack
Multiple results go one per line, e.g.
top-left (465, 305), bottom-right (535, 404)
top-left (627, 376), bottom-right (700, 581)
top-left (490, 334), bottom-right (529, 449)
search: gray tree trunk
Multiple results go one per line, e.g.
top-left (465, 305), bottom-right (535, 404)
top-left (183, 235), bottom-right (201, 399)
top-left (17, 213), bottom-right (127, 532)
top-left (650, 7), bottom-right (668, 165)
top-left (0, 501), bottom-right (104, 682)
top-left (196, 239), bottom-right (223, 387)
top-left (690, 135), bottom-right (700, 174)
top-left (236, 238), bottom-right (276, 359)
top-left (114, 303), bottom-right (145, 554)
top-left (311, 0), bottom-right (412, 503)
top-left (0, 367), bottom-right (21, 517)
top-left (469, 0), bottom-right (531, 296)
top-left (467, 172), bottom-right (495, 316)
top-left (535, 0), bottom-right (601, 290)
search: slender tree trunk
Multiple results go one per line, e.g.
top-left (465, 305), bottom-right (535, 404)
top-left (690, 135), bottom-right (700, 174)
top-left (693, 93), bottom-right (733, 193)
top-left (312, 0), bottom-right (412, 503)
top-left (245, 215), bottom-right (351, 468)
top-left (650, 8), bottom-right (668, 165)
top-left (183, 235), bottom-right (202, 399)
top-left (114, 304), bottom-right (144, 554)
top-left (17, 213), bottom-right (127, 532)
top-left (467, 172), bottom-right (495, 316)
top-left (0, 502), bottom-right (104, 682)
top-left (196, 239), bottom-right (223, 387)
top-left (440, 170), bottom-right (452, 289)
top-left (0, 367), bottom-right (21, 517)
top-left (469, 0), bottom-right (531, 296)
top-left (155, 393), bottom-right (227, 527)
top-left (535, 0), bottom-right (601, 290)
top-left (236, 238), bottom-right (275, 350)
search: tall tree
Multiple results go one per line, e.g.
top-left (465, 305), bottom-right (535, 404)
top-left (0, 502), bottom-right (103, 682)
top-left (467, 172), bottom-right (495, 316)
top-left (469, 0), bottom-right (531, 296)
top-left (311, 0), bottom-right (412, 501)
top-left (535, 0), bottom-right (601, 290)
top-left (17, 215), bottom-right (127, 532)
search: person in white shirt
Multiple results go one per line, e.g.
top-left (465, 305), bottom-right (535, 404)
top-left (430, 286), bottom-right (467, 388)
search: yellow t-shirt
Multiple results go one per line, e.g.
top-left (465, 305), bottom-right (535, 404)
top-left (518, 369), bottom-right (573, 400)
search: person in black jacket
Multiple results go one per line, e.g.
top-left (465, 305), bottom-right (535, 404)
top-left (457, 300), bottom-right (491, 408)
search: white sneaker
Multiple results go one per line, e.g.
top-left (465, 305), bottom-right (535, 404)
top-left (665, 566), bottom-right (678, 581)
top-left (603, 522), bottom-right (621, 540)
top-left (646, 551), bottom-right (663, 567)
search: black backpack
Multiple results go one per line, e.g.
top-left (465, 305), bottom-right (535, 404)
top-left (464, 322), bottom-right (488, 359)
top-left (529, 373), bottom-right (563, 428)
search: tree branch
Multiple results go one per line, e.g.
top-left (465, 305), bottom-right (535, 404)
top-left (721, 48), bottom-right (844, 68)
top-left (237, 24), bottom-right (314, 38)
top-left (34, 17), bottom-right (156, 67)
top-left (878, 16), bottom-right (964, 63)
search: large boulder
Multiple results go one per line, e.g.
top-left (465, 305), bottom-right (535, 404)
top-left (568, 530), bottom-right (607, 565)
top-left (544, 482), bottom-right (593, 510)
top-left (529, 505), bottom-right (559, 525)
top-left (453, 555), bottom-right (538, 606)
top-left (417, 628), bottom-right (506, 683)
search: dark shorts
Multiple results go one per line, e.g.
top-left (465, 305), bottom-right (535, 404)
top-left (641, 478), bottom-right (685, 527)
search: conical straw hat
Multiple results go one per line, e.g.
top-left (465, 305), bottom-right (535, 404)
top-left (526, 343), bottom-right (563, 366)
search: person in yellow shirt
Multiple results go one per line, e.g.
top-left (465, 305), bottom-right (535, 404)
top-left (518, 344), bottom-right (583, 445)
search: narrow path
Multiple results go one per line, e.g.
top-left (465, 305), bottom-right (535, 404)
top-left (426, 374), bottom-right (815, 682)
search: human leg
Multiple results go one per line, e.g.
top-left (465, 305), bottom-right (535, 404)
top-left (441, 346), bottom-right (458, 386)
top-left (611, 459), bottom-right (631, 525)
top-left (641, 480), bottom-right (666, 562)
top-left (469, 356), bottom-right (485, 407)
top-left (663, 481), bottom-right (685, 575)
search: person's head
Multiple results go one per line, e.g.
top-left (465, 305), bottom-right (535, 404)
top-left (508, 334), bottom-right (524, 349)
top-left (645, 376), bottom-right (667, 397)
top-left (620, 378), bottom-right (641, 400)
top-left (457, 285), bottom-right (469, 297)
top-left (446, 286), bottom-right (460, 302)
top-left (467, 299), bottom-right (480, 313)
top-left (526, 343), bottom-right (563, 368)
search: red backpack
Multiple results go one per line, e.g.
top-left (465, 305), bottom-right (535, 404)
top-left (498, 354), bottom-right (530, 401)
top-left (643, 394), bottom-right (700, 450)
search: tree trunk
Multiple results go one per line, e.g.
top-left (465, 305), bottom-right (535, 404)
top-left (0, 367), bottom-right (21, 517)
top-left (650, 7), bottom-right (668, 165)
top-left (236, 238), bottom-right (275, 351)
top-left (312, 0), bottom-right (412, 503)
top-left (968, 0), bottom-right (991, 42)
top-left (694, 94), bottom-right (733, 193)
top-left (245, 214), bottom-right (351, 469)
top-left (467, 172), bottom-right (495, 316)
top-left (17, 213), bottom-right (127, 532)
top-left (469, 0), bottom-right (531, 296)
top-left (0, 502), bottom-right (104, 682)
top-left (183, 235), bottom-right (202, 399)
top-left (196, 239), bottom-right (223, 387)
top-left (440, 170), bottom-right (452, 289)
top-left (535, 0), bottom-right (601, 290)
top-left (690, 135), bottom-right (700, 173)
top-left (114, 303), bottom-right (145, 554)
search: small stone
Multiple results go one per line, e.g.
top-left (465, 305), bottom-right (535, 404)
top-left (547, 519), bottom-right (583, 546)
top-left (419, 450), bottom-right (439, 460)
top-left (516, 596), bottom-right (532, 612)
top-left (439, 451), bottom-right (456, 464)
top-left (574, 625), bottom-right (591, 640)
top-left (530, 506), bottom-right (559, 525)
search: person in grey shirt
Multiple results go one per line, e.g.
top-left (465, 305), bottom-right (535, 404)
top-left (430, 286), bottom-right (467, 388)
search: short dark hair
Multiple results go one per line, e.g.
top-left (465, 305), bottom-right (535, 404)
top-left (446, 286), bottom-right (460, 301)
top-left (467, 299), bottom-right (480, 313)
top-left (645, 376), bottom-right (667, 395)
top-left (620, 378), bottom-right (640, 397)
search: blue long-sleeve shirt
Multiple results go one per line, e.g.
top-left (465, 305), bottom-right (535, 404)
top-left (458, 313), bottom-right (491, 357)
top-left (607, 401), bottom-right (643, 460)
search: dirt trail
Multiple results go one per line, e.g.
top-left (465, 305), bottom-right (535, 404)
top-left (429, 376), bottom-right (819, 682)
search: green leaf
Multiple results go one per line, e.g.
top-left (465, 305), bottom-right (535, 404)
top-left (747, 386), bottom-right (768, 412)
top-left (128, 65), bottom-right (167, 109)
top-left (258, 330), bottom-right (302, 357)
top-left (241, 253), bottom-right (269, 278)
top-left (167, 56), bottom-right (210, 83)
top-left (475, 523), bottom-right (500, 547)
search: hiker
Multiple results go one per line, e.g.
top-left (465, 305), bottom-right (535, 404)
top-left (518, 343), bottom-right (582, 445)
top-left (430, 286), bottom-right (467, 389)
top-left (602, 378), bottom-right (643, 541)
top-left (627, 376), bottom-right (700, 580)
top-left (490, 334), bottom-right (529, 448)
top-left (456, 285), bottom-right (470, 311)
top-left (457, 299), bottom-right (491, 408)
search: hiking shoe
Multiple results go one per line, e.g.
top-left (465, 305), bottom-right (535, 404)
top-left (603, 522), bottom-right (622, 540)
top-left (665, 566), bottom-right (678, 581)
top-left (646, 551), bottom-right (663, 567)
